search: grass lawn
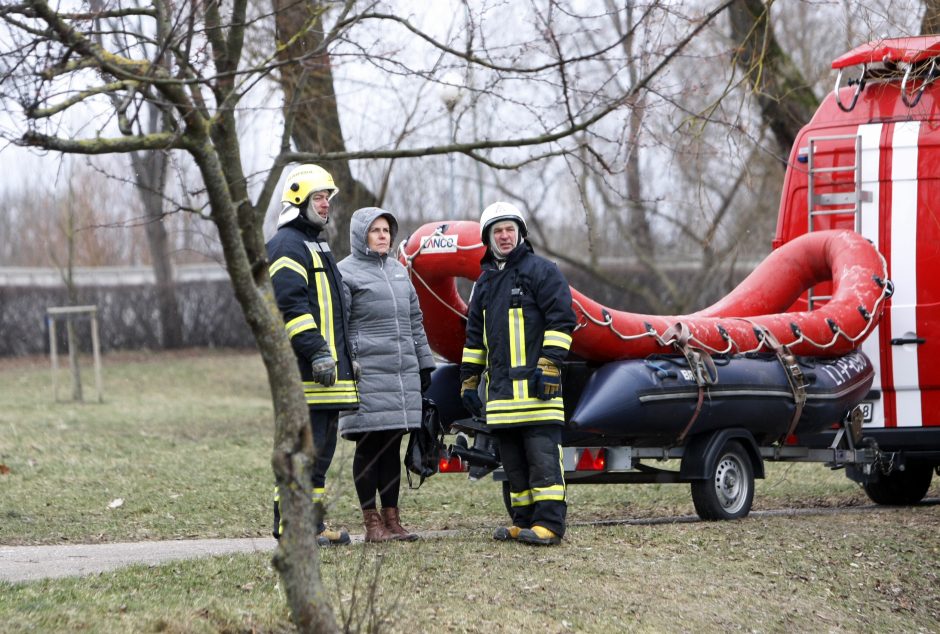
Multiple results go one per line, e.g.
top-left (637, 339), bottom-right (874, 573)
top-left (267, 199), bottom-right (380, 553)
top-left (1, 349), bottom-right (938, 632)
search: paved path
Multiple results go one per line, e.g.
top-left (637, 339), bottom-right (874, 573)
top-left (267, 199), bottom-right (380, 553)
top-left (0, 531), bottom-right (461, 584)
top-left (2, 501), bottom-right (936, 584)
top-left (0, 538), bottom-right (277, 583)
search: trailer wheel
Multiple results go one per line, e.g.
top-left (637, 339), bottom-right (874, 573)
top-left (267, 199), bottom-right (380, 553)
top-left (690, 440), bottom-right (754, 520)
top-left (862, 463), bottom-right (934, 505)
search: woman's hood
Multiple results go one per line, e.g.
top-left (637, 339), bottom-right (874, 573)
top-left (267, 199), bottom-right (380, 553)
top-left (349, 207), bottom-right (399, 257)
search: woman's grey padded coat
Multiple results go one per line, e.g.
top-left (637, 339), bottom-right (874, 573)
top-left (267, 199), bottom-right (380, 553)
top-left (337, 207), bottom-right (435, 437)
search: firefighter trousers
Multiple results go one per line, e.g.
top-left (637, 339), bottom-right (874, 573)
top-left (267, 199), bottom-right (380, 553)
top-left (496, 424), bottom-right (566, 537)
top-left (272, 408), bottom-right (339, 538)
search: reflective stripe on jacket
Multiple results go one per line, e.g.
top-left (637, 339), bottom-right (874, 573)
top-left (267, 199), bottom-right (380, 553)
top-left (266, 218), bottom-right (358, 410)
top-left (460, 241), bottom-right (575, 427)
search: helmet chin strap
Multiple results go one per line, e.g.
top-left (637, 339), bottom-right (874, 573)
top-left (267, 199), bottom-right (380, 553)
top-left (302, 199), bottom-right (328, 228)
top-left (489, 232), bottom-right (522, 259)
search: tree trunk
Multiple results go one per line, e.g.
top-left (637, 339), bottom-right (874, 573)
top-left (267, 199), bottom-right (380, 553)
top-left (105, 1), bottom-right (184, 351)
top-left (190, 120), bottom-right (339, 633)
top-left (729, 0), bottom-right (819, 155)
top-left (922, 0), bottom-right (940, 34)
top-left (66, 318), bottom-right (83, 402)
top-left (65, 176), bottom-right (82, 402)
top-left (131, 141), bottom-right (184, 349)
top-left (625, 102), bottom-right (652, 259)
top-left (620, 3), bottom-right (653, 261)
top-left (272, 0), bottom-right (377, 257)
top-left (196, 5), bottom-right (338, 627)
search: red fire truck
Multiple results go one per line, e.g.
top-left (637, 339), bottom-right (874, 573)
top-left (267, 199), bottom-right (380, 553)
top-left (774, 36), bottom-right (940, 505)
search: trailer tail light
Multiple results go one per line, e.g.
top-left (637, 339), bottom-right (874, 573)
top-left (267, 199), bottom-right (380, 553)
top-left (576, 448), bottom-right (606, 471)
top-left (438, 454), bottom-right (467, 473)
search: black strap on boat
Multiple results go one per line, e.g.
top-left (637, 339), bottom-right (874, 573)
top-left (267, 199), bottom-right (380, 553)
top-left (661, 322), bottom-right (718, 445)
top-left (759, 327), bottom-right (808, 444)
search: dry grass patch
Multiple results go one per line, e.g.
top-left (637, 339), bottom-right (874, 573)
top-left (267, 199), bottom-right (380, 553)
top-left (1, 349), bottom-right (939, 633)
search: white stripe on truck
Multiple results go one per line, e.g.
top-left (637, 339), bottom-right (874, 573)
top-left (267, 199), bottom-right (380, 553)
top-left (889, 121), bottom-right (922, 428)
top-left (858, 123), bottom-right (886, 428)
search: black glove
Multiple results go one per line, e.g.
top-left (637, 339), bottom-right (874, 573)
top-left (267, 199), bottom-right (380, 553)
top-left (310, 351), bottom-right (336, 387)
top-left (352, 360), bottom-right (362, 382)
top-left (420, 367), bottom-right (433, 393)
top-left (460, 375), bottom-right (483, 418)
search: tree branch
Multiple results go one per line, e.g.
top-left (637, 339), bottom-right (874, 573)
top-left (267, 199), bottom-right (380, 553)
top-left (19, 130), bottom-right (182, 154)
top-left (29, 80), bottom-right (139, 118)
top-left (349, 7), bottom-right (651, 75)
top-left (282, 0), bottom-right (734, 166)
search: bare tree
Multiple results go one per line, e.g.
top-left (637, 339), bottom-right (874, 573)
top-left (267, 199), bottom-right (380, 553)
top-left (610, 0), bottom-right (653, 261)
top-left (0, 3), bottom-right (336, 629)
top-left (923, 0), bottom-right (940, 32)
top-left (273, 0), bottom-right (379, 256)
top-left (728, 0), bottom-right (819, 155)
top-left (128, 117), bottom-right (185, 348)
top-left (58, 162), bottom-right (83, 402)
top-left (83, 0), bottom-right (184, 348)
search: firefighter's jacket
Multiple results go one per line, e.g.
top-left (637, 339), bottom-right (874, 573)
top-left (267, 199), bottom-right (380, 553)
top-left (266, 217), bottom-right (359, 410)
top-left (460, 241), bottom-right (575, 427)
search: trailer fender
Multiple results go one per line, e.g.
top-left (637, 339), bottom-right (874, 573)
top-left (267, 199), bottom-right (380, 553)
top-left (679, 429), bottom-right (765, 481)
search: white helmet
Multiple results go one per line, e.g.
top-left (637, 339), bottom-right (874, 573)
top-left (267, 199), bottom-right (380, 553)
top-left (479, 201), bottom-right (527, 242)
top-left (281, 164), bottom-right (338, 206)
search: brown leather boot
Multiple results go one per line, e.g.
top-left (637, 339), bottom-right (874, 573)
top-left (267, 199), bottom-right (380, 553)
top-left (381, 507), bottom-right (418, 541)
top-left (362, 509), bottom-right (395, 543)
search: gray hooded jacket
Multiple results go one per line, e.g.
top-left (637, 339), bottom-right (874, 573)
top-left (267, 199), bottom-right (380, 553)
top-left (337, 207), bottom-right (435, 436)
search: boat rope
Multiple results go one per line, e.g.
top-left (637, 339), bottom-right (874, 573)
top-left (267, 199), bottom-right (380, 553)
top-left (408, 267), bottom-right (469, 321)
top-left (687, 332), bottom-right (736, 355)
top-left (570, 298), bottom-right (652, 340)
top-left (398, 234), bottom-right (479, 322)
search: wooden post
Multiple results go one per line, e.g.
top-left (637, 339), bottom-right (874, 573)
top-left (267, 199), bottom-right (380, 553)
top-left (49, 315), bottom-right (59, 402)
top-left (46, 305), bottom-right (103, 403)
top-left (90, 309), bottom-right (102, 402)
top-left (66, 318), bottom-right (83, 402)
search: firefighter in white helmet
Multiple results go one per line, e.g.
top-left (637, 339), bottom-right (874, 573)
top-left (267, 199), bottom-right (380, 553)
top-left (460, 201), bottom-right (576, 546)
top-left (266, 164), bottom-right (359, 546)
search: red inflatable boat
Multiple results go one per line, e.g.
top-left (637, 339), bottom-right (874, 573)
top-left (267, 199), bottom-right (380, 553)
top-left (399, 222), bottom-right (889, 364)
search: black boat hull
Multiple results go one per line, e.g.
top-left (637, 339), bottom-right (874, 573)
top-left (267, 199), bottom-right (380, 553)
top-left (569, 351), bottom-right (874, 446)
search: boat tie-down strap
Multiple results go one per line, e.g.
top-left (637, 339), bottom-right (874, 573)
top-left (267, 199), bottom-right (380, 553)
top-left (662, 322), bottom-right (718, 445)
top-left (758, 327), bottom-right (808, 443)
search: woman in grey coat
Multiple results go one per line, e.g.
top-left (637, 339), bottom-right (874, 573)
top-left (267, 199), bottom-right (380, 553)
top-left (338, 207), bottom-right (436, 542)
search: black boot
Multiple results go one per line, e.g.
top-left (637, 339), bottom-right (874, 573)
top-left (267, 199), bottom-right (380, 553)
top-left (517, 525), bottom-right (561, 546)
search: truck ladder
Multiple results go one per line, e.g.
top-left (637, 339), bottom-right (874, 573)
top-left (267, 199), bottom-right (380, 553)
top-left (805, 133), bottom-right (869, 309)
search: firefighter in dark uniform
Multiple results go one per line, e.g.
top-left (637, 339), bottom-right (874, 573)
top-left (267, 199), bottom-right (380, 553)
top-left (460, 202), bottom-right (576, 546)
top-left (267, 164), bottom-right (359, 546)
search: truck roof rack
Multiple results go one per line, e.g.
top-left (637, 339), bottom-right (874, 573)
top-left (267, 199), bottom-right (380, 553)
top-left (832, 35), bottom-right (940, 111)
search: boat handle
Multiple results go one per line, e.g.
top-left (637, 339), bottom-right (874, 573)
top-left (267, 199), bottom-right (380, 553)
top-left (890, 337), bottom-right (926, 345)
top-left (834, 65), bottom-right (866, 112)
